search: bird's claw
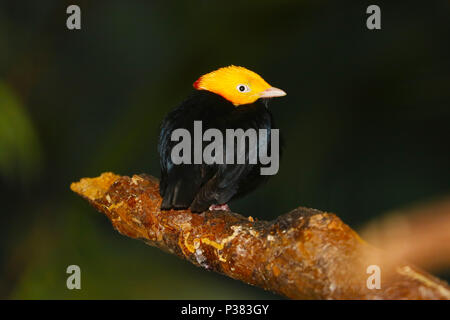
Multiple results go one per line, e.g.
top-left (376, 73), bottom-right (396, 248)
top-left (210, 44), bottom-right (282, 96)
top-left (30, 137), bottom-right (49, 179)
top-left (208, 204), bottom-right (230, 211)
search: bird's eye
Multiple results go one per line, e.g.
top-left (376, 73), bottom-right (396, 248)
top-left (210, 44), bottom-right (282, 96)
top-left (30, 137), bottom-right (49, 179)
top-left (237, 84), bottom-right (250, 93)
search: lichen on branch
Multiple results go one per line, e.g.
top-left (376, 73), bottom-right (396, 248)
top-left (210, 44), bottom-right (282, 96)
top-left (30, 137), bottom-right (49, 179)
top-left (70, 172), bottom-right (450, 300)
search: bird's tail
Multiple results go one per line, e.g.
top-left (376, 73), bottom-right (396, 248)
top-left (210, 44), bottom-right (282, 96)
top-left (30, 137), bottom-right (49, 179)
top-left (160, 177), bottom-right (201, 210)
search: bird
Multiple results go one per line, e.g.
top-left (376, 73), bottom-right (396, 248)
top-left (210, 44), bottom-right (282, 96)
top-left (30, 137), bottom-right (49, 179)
top-left (158, 65), bottom-right (286, 212)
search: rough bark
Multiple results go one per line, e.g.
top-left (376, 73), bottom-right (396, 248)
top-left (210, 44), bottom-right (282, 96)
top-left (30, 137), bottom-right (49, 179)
top-left (70, 172), bottom-right (450, 300)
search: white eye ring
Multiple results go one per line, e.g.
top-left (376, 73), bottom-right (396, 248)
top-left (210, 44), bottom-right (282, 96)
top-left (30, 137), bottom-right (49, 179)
top-left (236, 84), bottom-right (251, 93)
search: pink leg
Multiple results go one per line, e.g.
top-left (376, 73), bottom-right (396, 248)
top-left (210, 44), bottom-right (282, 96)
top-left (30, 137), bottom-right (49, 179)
top-left (208, 204), bottom-right (230, 211)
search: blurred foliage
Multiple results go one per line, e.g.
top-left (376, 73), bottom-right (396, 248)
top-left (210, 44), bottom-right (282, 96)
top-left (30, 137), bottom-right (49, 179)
top-left (0, 83), bottom-right (41, 183)
top-left (0, 0), bottom-right (449, 299)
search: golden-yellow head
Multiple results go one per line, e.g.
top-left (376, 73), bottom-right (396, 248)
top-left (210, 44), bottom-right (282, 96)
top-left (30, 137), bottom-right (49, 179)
top-left (193, 65), bottom-right (286, 106)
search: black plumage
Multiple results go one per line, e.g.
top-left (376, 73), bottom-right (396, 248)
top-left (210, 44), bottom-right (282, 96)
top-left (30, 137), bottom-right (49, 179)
top-left (158, 90), bottom-right (280, 212)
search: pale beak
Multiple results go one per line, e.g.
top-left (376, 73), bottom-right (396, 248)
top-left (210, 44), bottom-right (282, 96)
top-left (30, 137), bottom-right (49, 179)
top-left (259, 87), bottom-right (287, 98)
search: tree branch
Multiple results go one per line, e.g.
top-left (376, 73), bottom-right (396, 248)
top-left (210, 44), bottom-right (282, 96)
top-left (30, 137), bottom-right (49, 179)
top-left (70, 172), bottom-right (450, 299)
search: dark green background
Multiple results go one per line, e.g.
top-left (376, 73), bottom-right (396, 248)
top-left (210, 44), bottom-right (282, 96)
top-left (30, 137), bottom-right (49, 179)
top-left (0, 1), bottom-right (449, 299)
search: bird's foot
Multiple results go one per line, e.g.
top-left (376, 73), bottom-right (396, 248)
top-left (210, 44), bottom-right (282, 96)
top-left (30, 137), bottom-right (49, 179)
top-left (208, 204), bottom-right (230, 211)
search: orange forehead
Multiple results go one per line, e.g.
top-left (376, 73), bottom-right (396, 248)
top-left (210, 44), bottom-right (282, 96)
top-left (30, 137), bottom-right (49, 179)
top-left (193, 66), bottom-right (272, 106)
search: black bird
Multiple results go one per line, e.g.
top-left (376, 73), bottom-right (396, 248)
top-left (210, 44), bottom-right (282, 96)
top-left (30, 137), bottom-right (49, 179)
top-left (158, 66), bottom-right (286, 212)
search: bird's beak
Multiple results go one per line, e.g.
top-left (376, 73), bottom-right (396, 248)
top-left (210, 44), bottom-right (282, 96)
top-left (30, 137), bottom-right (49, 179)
top-left (259, 87), bottom-right (287, 98)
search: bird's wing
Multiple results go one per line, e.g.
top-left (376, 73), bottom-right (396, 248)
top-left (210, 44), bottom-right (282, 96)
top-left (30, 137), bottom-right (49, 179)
top-left (189, 117), bottom-right (265, 212)
top-left (158, 92), bottom-right (226, 209)
top-left (189, 162), bottom-right (254, 212)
